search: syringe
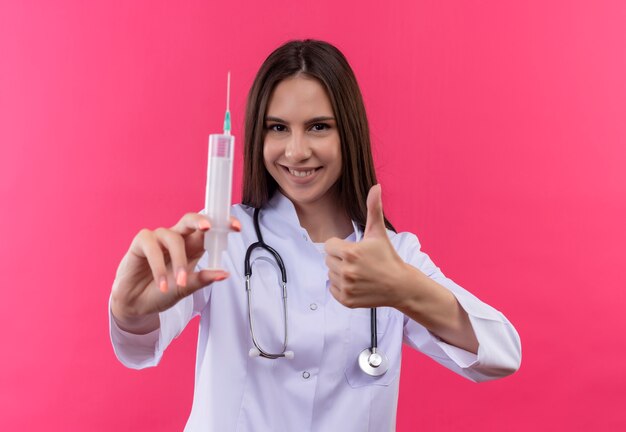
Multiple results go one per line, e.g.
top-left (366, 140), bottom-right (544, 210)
top-left (204, 72), bottom-right (235, 269)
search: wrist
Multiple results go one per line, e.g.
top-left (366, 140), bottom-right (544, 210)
top-left (393, 263), bottom-right (456, 316)
top-left (110, 298), bottom-right (160, 335)
top-left (390, 263), bottom-right (427, 311)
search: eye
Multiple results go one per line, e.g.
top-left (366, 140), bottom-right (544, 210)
top-left (266, 124), bottom-right (287, 132)
top-left (310, 123), bottom-right (330, 131)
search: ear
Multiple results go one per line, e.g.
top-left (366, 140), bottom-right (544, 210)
top-left (364, 184), bottom-right (387, 239)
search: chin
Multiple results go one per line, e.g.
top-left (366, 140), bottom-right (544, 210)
top-left (280, 185), bottom-right (336, 207)
top-left (282, 188), bottom-right (318, 204)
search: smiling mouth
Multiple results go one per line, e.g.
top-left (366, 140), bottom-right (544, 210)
top-left (281, 166), bottom-right (322, 178)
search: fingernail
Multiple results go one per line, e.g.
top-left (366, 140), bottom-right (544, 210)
top-left (176, 269), bottom-right (187, 287)
top-left (198, 219), bottom-right (211, 230)
top-left (232, 220), bottom-right (241, 232)
top-left (159, 276), bottom-right (168, 293)
top-left (214, 272), bottom-right (229, 282)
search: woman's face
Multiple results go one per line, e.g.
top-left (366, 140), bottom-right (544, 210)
top-left (263, 75), bottom-right (342, 209)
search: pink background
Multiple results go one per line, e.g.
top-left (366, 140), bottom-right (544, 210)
top-left (1, 1), bottom-right (625, 430)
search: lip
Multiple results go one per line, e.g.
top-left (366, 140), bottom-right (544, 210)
top-left (279, 165), bottom-right (322, 185)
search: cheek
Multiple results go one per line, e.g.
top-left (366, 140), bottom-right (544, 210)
top-left (262, 141), bottom-right (275, 170)
top-left (330, 140), bottom-right (342, 169)
top-left (262, 144), bottom-right (269, 168)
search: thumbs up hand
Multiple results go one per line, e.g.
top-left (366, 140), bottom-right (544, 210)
top-left (324, 184), bottom-right (408, 309)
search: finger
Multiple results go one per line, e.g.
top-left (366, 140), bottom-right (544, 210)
top-left (364, 184), bottom-right (386, 239)
top-left (154, 228), bottom-right (189, 288)
top-left (177, 269), bottom-right (230, 298)
top-left (324, 237), bottom-right (351, 259)
top-left (328, 283), bottom-right (345, 304)
top-left (328, 268), bottom-right (346, 289)
top-left (171, 213), bottom-right (212, 236)
top-left (230, 216), bottom-right (241, 232)
top-left (325, 254), bottom-right (342, 273)
top-left (175, 216), bottom-right (242, 265)
top-left (131, 230), bottom-right (170, 293)
top-left (183, 229), bottom-right (208, 262)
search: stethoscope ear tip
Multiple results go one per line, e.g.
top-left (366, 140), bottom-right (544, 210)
top-left (284, 351), bottom-right (294, 360)
top-left (249, 347), bottom-right (261, 358)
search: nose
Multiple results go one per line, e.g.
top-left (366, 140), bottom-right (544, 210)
top-left (285, 131), bottom-right (312, 162)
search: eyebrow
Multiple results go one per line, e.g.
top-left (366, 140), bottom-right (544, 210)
top-left (265, 116), bottom-right (336, 124)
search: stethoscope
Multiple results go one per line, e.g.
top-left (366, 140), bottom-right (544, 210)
top-left (244, 207), bottom-right (389, 377)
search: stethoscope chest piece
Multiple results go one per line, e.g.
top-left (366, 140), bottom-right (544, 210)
top-left (358, 347), bottom-right (389, 377)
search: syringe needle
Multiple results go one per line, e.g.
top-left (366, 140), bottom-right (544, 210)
top-left (226, 71), bottom-right (231, 112)
top-left (224, 71), bottom-right (232, 135)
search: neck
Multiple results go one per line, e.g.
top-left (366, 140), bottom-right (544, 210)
top-left (288, 189), bottom-right (354, 243)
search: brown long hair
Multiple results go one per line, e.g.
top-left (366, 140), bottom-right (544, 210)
top-left (242, 39), bottom-right (395, 232)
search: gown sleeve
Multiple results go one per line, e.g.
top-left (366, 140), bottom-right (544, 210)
top-left (108, 261), bottom-right (212, 369)
top-left (395, 232), bottom-right (522, 382)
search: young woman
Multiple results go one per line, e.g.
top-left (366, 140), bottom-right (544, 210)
top-left (110, 39), bottom-right (521, 431)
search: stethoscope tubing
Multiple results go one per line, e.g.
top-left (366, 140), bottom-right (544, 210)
top-left (245, 208), bottom-right (290, 359)
top-left (246, 274), bottom-right (289, 359)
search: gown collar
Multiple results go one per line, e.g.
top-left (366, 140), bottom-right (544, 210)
top-left (265, 190), bottom-right (362, 242)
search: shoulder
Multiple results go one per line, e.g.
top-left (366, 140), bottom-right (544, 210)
top-left (387, 230), bottom-right (422, 253)
top-left (231, 203), bottom-right (255, 220)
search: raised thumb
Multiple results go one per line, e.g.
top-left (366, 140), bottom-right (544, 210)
top-left (364, 184), bottom-right (386, 238)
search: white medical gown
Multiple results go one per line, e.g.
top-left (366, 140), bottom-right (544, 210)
top-left (109, 191), bottom-right (521, 431)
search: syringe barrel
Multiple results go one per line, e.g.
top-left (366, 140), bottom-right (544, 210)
top-left (204, 133), bottom-right (234, 269)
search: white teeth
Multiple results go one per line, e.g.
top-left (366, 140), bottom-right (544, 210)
top-left (288, 168), bottom-right (316, 177)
